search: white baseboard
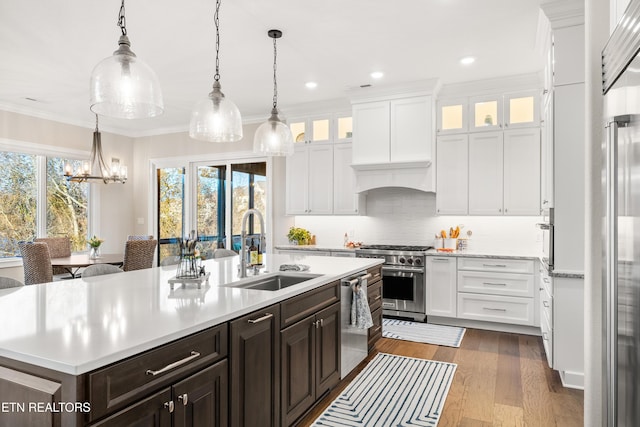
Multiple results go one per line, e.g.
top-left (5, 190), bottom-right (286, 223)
top-left (559, 370), bottom-right (584, 390)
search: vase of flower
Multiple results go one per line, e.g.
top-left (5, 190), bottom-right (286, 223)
top-left (88, 235), bottom-right (104, 259)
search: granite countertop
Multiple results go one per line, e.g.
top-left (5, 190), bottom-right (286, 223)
top-left (0, 254), bottom-right (382, 375)
top-left (425, 249), bottom-right (541, 260)
top-left (275, 244), bottom-right (357, 253)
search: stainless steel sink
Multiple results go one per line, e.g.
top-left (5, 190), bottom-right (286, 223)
top-left (223, 272), bottom-right (322, 291)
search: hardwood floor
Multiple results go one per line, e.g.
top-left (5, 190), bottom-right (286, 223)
top-left (296, 328), bottom-right (584, 426)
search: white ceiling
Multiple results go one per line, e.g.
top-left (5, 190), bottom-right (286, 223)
top-left (0, 0), bottom-right (545, 137)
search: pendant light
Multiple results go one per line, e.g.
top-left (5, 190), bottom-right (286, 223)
top-left (253, 30), bottom-right (294, 156)
top-left (189, 0), bottom-right (243, 142)
top-left (90, 0), bottom-right (164, 119)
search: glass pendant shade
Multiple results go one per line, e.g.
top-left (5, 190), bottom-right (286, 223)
top-left (90, 35), bottom-right (164, 119)
top-left (189, 81), bottom-right (243, 142)
top-left (253, 108), bottom-right (294, 156)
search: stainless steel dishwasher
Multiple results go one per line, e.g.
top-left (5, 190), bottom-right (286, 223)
top-left (340, 270), bottom-right (371, 378)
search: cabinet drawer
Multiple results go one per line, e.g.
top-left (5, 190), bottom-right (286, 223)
top-left (88, 323), bottom-right (228, 421)
top-left (540, 268), bottom-right (553, 296)
top-left (458, 257), bottom-right (534, 274)
top-left (540, 285), bottom-right (553, 325)
top-left (457, 293), bottom-right (534, 326)
top-left (368, 307), bottom-right (383, 352)
top-left (540, 308), bottom-right (553, 368)
top-left (367, 265), bottom-right (382, 283)
top-left (281, 281), bottom-right (340, 329)
top-left (367, 279), bottom-right (383, 312)
top-left (458, 271), bottom-right (534, 297)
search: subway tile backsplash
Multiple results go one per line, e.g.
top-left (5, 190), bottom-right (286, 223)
top-left (292, 188), bottom-right (543, 254)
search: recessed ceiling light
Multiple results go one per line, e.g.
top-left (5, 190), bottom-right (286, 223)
top-left (305, 81), bottom-right (318, 89)
top-left (370, 71), bottom-right (384, 79)
top-left (460, 56), bottom-right (476, 65)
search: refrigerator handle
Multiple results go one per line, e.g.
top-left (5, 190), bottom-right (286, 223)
top-left (605, 118), bottom-right (619, 427)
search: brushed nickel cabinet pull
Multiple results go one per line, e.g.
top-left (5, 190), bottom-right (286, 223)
top-left (374, 295), bottom-right (382, 301)
top-left (320, 318), bottom-right (324, 327)
top-left (146, 351), bottom-right (201, 376)
top-left (543, 301), bottom-right (550, 308)
top-left (164, 401), bottom-right (175, 413)
top-left (483, 263), bottom-right (507, 268)
top-left (248, 312), bottom-right (273, 324)
top-left (483, 307), bottom-right (507, 312)
top-left (178, 394), bottom-right (188, 406)
top-left (542, 332), bottom-right (549, 341)
top-left (483, 282), bottom-right (507, 286)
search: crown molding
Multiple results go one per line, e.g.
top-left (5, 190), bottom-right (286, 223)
top-left (437, 73), bottom-right (542, 99)
top-left (540, 0), bottom-right (585, 29)
top-left (346, 78), bottom-right (442, 103)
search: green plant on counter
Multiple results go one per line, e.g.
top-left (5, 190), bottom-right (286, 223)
top-left (287, 227), bottom-right (311, 245)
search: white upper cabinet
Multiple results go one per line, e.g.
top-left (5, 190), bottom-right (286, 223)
top-left (503, 128), bottom-right (541, 215)
top-left (504, 91), bottom-right (540, 130)
top-left (335, 114), bottom-right (353, 143)
top-left (390, 97), bottom-right (433, 162)
top-left (469, 95), bottom-right (503, 132)
top-left (436, 98), bottom-right (467, 135)
top-left (468, 131), bottom-right (504, 215)
top-left (436, 134), bottom-right (469, 215)
top-left (352, 101), bottom-right (390, 164)
top-left (333, 143), bottom-right (364, 215)
top-left (286, 143), bottom-right (333, 215)
top-left (352, 95), bottom-right (432, 165)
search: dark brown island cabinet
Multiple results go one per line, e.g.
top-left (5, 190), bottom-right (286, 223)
top-left (0, 274), bottom-right (387, 427)
top-left (367, 265), bottom-right (383, 352)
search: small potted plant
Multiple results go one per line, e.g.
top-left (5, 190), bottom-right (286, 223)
top-left (87, 235), bottom-right (104, 259)
top-left (287, 227), bottom-right (311, 245)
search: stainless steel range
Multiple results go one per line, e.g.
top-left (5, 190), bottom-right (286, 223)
top-left (356, 244), bottom-right (433, 321)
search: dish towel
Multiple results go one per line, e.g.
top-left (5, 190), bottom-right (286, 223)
top-left (351, 276), bottom-right (373, 329)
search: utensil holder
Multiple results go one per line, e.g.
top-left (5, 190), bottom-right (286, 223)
top-left (176, 251), bottom-right (201, 279)
top-left (444, 238), bottom-right (458, 250)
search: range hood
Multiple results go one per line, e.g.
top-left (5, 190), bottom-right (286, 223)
top-left (351, 161), bottom-right (435, 193)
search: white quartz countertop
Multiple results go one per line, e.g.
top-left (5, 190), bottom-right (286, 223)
top-left (0, 254), bottom-right (382, 375)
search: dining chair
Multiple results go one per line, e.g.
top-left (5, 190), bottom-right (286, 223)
top-left (160, 255), bottom-right (181, 266)
top-left (212, 248), bottom-right (237, 259)
top-left (0, 277), bottom-right (24, 289)
top-left (127, 235), bottom-right (153, 241)
top-left (122, 239), bottom-right (158, 272)
top-left (34, 236), bottom-right (72, 278)
top-left (18, 241), bottom-right (53, 285)
top-left (82, 264), bottom-right (124, 278)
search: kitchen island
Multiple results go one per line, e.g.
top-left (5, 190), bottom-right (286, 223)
top-left (0, 253), bottom-right (382, 427)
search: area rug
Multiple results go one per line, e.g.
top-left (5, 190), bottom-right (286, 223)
top-left (311, 353), bottom-right (456, 426)
top-left (382, 318), bottom-right (466, 348)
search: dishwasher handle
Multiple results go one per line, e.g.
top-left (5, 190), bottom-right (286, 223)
top-left (341, 273), bottom-right (372, 286)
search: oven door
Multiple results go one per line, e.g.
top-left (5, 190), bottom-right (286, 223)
top-left (381, 265), bottom-right (425, 314)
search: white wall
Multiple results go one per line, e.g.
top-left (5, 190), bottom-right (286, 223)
top-left (293, 187), bottom-right (542, 254)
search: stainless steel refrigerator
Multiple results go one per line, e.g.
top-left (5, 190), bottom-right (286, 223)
top-left (603, 2), bottom-right (640, 424)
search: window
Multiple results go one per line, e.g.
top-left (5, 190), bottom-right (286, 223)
top-left (157, 167), bottom-right (185, 260)
top-left (0, 148), bottom-right (90, 257)
top-left (231, 162), bottom-right (266, 251)
top-left (196, 165), bottom-right (226, 256)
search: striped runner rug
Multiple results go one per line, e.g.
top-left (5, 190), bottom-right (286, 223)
top-left (382, 318), bottom-right (466, 348)
top-left (311, 353), bottom-right (456, 426)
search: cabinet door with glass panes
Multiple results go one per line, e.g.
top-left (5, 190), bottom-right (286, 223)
top-left (289, 116), bottom-right (331, 144)
top-left (436, 98), bottom-right (468, 135)
top-left (504, 91), bottom-right (539, 130)
top-left (469, 94), bottom-right (503, 132)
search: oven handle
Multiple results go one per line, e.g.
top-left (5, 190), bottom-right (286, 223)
top-left (381, 265), bottom-right (424, 273)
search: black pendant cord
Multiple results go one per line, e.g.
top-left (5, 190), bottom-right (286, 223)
top-left (214, 0), bottom-right (221, 82)
top-left (117, 0), bottom-right (127, 36)
top-left (272, 35), bottom-right (278, 109)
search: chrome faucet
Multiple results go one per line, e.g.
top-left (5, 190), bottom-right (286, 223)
top-left (239, 209), bottom-right (265, 278)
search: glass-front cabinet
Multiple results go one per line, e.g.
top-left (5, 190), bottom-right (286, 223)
top-left (289, 113), bottom-right (351, 144)
top-left (436, 98), bottom-right (467, 135)
top-left (504, 91), bottom-right (539, 129)
top-left (469, 94), bottom-right (503, 132)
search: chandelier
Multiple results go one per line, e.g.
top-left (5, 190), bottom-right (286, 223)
top-left (64, 115), bottom-right (127, 184)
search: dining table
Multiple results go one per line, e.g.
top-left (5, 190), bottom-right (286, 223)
top-left (50, 253), bottom-right (125, 278)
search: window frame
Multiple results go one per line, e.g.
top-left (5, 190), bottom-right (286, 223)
top-left (0, 138), bottom-right (95, 265)
top-left (150, 151), bottom-right (273, 258)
